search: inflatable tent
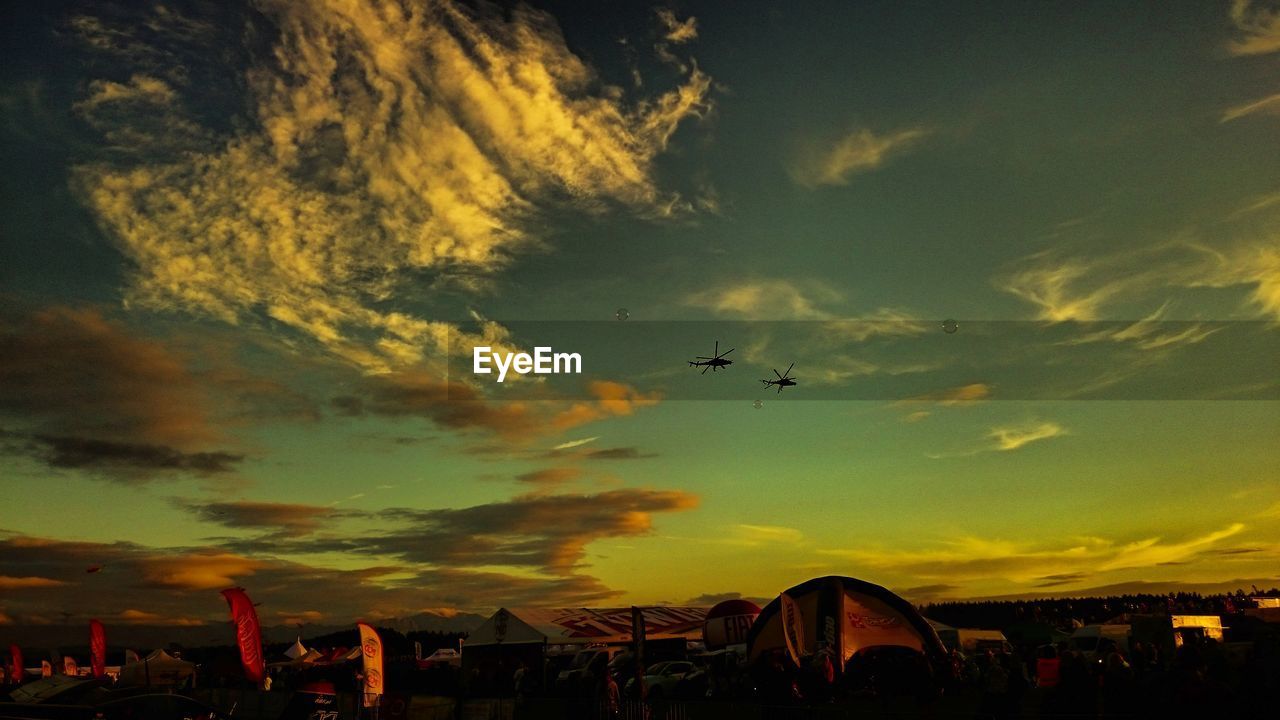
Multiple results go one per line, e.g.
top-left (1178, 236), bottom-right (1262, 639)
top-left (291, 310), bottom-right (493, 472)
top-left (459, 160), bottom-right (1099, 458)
top-left (746, 576), bottom-right (946, 670)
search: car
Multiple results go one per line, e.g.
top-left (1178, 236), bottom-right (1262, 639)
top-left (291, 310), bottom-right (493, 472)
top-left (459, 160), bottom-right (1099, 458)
top-left (624, 660), bottom-right (696, 699)
top-left (0, 692), bottom-right (226, 720)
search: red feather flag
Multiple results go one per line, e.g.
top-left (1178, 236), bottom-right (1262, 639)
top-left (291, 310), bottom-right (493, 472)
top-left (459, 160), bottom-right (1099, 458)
top-left (89, 619), bottom-right (106, 679)
top-left (8, 644), bottom-right (21, 685)
top-left (221, 587), bottom-right (265, 684)
top-left (357, 622), bottom-right (384, 708)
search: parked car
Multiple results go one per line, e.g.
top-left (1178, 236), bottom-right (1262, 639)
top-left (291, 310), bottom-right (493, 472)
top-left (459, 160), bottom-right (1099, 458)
top-left (0, 692), bottom-right (225, 720)
top-left (624, 660), bottom-right (696, 699)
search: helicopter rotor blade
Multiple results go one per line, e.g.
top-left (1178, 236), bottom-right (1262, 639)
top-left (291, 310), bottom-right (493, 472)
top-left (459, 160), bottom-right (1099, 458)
top-left (701, 363), bottom-right (710, 375)
top-left (720, 347), bottom-right (735, 357)
top-left (784, 362), bottom-right (795, 379)
top-left (773, 368), bottom-right (783, 380)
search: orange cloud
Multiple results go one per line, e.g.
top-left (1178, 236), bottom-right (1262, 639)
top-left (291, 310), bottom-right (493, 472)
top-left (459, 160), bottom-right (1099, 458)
top-left (0, 575), bottom-right (67, 590)
top-left (139, 552), bottom-right (265, 590)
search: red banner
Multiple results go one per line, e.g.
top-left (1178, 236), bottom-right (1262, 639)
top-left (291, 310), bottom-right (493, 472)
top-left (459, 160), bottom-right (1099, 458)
top-left (357, 622), bottom-right (384, 708)
top-left (89, 619), bottom-right (106, 679)
top-left (8, 644), bottom-right (21, 685)
top-left (221, 587), bottom-right (265, 683)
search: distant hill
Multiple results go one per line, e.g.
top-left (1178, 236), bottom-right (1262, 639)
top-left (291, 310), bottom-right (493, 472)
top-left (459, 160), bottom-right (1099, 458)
top-left (2, 610), bottom-right (488, 654)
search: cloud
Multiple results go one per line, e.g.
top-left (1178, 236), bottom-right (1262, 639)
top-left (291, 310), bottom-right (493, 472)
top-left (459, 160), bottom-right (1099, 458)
top-left (230, 488), bottom-right (699, 578)
top-left (824, 524), bottom-right (1251, 585)
top-left (550, 381), bottom-right (662, 431)
top-left (15, 435), bottom-right (243, 476)
top-left (1059, 303), bottom-right (1222, 350)
top-left (686, 281), bottom-right (925, 339)
top-left (655, 9), bottom-right (698, 44)
top-left (0, 532), bottom-right (630, 623)
top-left (1222, 92), bottom-right (1280, 122)
top-left (1098, 523), bottom-right (1246, 572)
top-left (998, 241), bottom-right (1280, 322)
top-left (0, 306), bottom-right (246, 480)
top-left (72, 0), bottom-right (713, 374)
top-left (903, 383), bottom-right (993, 406)
top-left (997, 257), bottom-right (1122, 322)
top-left (552, 437), bottom-right (599, 451)
top-left (731, 524), bottom-right (804, 546)
top-left (894, 383), bottom-right (991, 422)
top-left (1228, 0), bottom-right (1280, 56)
top-left (899, 584), bottom-right (960, 600)
top-left (583, 447), bottom-right (658, 460)
top-left (335, 375), bottom-right (660, 442)
top-left (686, 279), bottom-right (840, 320)
top-left (792, 127), bottom-right (930, 187)
top-left (515, 467), bottom-right (582, 488)
top-left (1035, 572), bottom-right (1089, 588)
top-left (988, 421), bottom-right (1066, 451)
top-left (0, 576), bottom-right (67, 590)
top-left (180, 500), bottom-right (359, 538)
top-left (138, 552), bottom-right (267, 590)
top-left (118, 609), bottom-right (207, 626)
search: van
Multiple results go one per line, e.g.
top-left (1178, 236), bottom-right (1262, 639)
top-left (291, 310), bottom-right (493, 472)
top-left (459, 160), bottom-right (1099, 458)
top-left (1069, 624), bottom-right (1130, 660)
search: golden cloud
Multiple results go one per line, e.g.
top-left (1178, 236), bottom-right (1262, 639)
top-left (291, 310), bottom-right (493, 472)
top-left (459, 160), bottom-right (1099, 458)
top-left (73, 0), bottom-right (712, 374)
top-left (1228, 0), bottom-right (1280, 56)
top-left (792, 127), bottom-right (930, 187)
top-left (0, 576), bottom-right (68, 590)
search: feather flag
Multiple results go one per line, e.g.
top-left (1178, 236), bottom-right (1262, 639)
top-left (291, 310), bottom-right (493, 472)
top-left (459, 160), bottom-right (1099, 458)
top-left (221, 587), bottom-right (265, 684)
top-left (357, 622), bottom-right (384, 708)
top-left (89, 619), bottom-right (106, 679)
top-left (8, 645), bottom-right (21, 685)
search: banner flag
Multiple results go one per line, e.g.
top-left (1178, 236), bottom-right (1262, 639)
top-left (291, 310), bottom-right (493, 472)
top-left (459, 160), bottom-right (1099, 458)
top-left (221, 587), bottom-right (266, 683)
top-left (89, 619), bottom-right (106, 679)
top-left (779, 592), bottom-right (805, 665)
top-left (63, 656), bottom-right (78, 676)
top-left (41, 660), bottom-right (52, 678)
top-left (8, 644), bottom-right (21, 685)
top-left (357, 621), bottom-right (384, 708)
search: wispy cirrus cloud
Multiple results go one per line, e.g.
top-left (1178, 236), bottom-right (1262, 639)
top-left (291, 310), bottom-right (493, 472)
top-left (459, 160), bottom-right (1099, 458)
top-left (998, 240), bottom-right (1280, 322)
top-left (823, 523), bottom-right (1251, 586)
top-left (927, 419), bottom-right (1065, 458)
top-left (894, 383), bottom-right (991, 422)
top-left (988, 421), bottom-right (1066, 451)
top-left (791, 127), bottom-right (930, 187)
top-left (72, 0), bottom-right (713, 374)
top-left (1222, 92), bottom-right (1280, 122)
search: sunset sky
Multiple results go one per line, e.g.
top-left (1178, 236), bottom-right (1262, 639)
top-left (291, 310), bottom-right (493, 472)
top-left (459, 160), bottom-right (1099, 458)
top-left (2, 0), bottom-right (1279, 631)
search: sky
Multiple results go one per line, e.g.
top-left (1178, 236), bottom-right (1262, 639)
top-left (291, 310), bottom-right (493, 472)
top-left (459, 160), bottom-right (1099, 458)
top-left (1, 0), bottom-right (1279, 631)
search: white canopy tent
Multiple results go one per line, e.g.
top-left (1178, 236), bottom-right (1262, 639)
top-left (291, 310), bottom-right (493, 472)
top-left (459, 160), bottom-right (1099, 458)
top-left (115, 649), bottom-right (196, 687)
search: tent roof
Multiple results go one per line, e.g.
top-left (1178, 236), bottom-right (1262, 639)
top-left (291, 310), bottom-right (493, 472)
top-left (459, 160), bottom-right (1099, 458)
top-left (284, 638), bottom-right (308, 660)
top-left (467, 607), bottom-right (710, 647)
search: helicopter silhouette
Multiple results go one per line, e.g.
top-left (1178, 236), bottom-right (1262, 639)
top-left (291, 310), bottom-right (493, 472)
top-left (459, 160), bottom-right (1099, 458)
top-left (688, 340), bottom-right (734, 374)
top-left (762, 362), bottom-right (797, 393)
